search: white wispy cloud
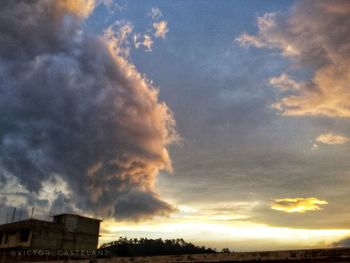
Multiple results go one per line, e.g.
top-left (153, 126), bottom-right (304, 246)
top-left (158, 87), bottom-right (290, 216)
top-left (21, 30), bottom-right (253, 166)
top-left (99, 0), bottom-right (125, 14)
top-left (269, 73), bottom-right (303, 91)
top-left (104, 20), bottom-right (134, 57)
top-left (316, 133), bottom-right (349, 145)
top-left (153, 20), bottom-right (169, 39)
top-left (134, 33), bottom-right (154, 52)
top-left (148, 7), bottom-right (163, 20)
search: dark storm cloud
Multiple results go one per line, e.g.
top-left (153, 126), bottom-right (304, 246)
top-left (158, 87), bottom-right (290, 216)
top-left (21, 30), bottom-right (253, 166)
top-left (0, 0), bottom-right (177, 220)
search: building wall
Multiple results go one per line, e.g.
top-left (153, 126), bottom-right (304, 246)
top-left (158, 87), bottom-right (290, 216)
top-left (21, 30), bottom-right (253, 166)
top-left (30, 222), bottom-right (64, 252)
top-left (54, 214), bottom-right (100, 251)
top-left (0, 214), bottom-right (101, 256)
top-left (76, 217), bottom-right (100, 250)
top-left (75, 233), bottom-right (99, 251)
top-left (0, 222), bottom-right (33, 249)
top-left (76, 217), bottom-right (100, 236)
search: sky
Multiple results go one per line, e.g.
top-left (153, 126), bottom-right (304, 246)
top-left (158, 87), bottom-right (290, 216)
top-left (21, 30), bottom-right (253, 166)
top-left (1, 0), bottom-right (350, 252)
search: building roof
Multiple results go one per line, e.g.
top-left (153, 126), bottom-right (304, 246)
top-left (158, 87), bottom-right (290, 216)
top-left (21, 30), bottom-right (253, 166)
top-left (52, 213), bottom-right (103, 222)
top-left (0, 218), bottom-right (63, 231)
top-left (0, 213), bottom-right (102, 231)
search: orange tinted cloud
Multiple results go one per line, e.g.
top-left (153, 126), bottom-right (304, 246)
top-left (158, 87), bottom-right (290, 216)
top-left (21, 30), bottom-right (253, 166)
top-left (316, 133), bottom-right (349, 145)
top-left (58, 0), bottom-right (96, 18)
top-left (271, 197), bottom-right (328, 213)
top-left (153, 21), bottom-right (169, 39)
top-left (237, 1), bottom-right (350, 118)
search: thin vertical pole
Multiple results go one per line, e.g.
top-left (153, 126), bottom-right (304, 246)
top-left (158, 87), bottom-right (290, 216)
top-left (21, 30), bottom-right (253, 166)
top-left (11, 208), bottom-right (16, 223)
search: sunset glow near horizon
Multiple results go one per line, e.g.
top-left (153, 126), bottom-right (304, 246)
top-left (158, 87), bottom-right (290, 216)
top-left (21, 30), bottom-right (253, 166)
top-left (1, 0), bottom-right (350, 252)
top-left (100, 210), bottom-right (350, 251)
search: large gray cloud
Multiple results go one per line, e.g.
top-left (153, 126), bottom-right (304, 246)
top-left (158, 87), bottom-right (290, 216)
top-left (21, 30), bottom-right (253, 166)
top-left (0, 0), bottom-right (177, 220)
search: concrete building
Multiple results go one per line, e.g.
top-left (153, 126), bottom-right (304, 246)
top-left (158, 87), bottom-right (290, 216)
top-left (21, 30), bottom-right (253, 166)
top-left (0, 213), bottom-right (101, 260)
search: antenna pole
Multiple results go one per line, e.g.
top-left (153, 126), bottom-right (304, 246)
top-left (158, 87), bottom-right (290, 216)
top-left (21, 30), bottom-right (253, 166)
top-left (31, 207), bottom-right (35, 219)
top-left (11, 207), bottom-right (16, 223)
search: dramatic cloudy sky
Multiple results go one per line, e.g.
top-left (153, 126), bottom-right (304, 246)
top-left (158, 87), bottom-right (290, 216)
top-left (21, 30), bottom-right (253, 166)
top-left (1, 0), bottom-right (350, 251)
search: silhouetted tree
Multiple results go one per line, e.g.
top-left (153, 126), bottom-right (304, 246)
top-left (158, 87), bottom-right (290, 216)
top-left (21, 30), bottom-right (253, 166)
top-left (99, 237), bottom-right (217, 257)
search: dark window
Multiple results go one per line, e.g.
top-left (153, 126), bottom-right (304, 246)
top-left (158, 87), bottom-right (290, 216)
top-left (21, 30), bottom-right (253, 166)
top-left (4, 233), bottom-right (8, 244)
top-left (0, 232), bottom-right (2, 244)
top-left (20, 229), bottom-right (30, 242)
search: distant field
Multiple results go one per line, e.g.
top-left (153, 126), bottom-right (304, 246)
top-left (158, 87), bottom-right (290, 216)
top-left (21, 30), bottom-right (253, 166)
top-left (95, 248), bottom-right (350, 262)
top-left (29, 247), bottom-right (350, 263)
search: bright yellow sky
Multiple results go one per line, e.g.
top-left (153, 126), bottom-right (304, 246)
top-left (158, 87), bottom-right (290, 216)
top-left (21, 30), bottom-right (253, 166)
top-left (99, 204), bottom-right (350, 251)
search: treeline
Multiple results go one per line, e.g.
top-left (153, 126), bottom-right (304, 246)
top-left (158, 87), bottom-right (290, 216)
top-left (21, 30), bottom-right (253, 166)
top-left (99, 237), bottom-right (218, 257)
